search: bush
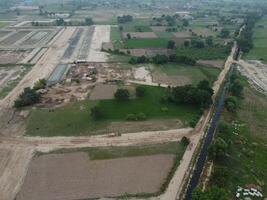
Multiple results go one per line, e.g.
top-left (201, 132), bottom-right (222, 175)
top-left (135, 86), bottom-right (145, 97)
top-left (225, 96), bottom-right (238, 112)
top-left (91, 106), bottom-right (103, 120)
top-left (126, 113), bottom-right (147, 121)
top-left (114, 89), bottom-right (130, 101)
top-left (14, 87), bottom-right (40, 108)
top-left (181, 136), bottom-right (190, 146)
top-left (167, 40), bottom-right (176, 49)
top-left (33, 79), bottom-right (47, 90)
top-left (126, 113), bottom-right (137, 121)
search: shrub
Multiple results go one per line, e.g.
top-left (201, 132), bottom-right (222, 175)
top-left (135, 86), bottom-right (145, 97)
top-left (33, 79), bottom-right (47, 90)
top-left (91, 106), bottom-right (103, 120)
top-left (114, 89), bottom-right (130, 101)
top-left (14, 87), bottom-right (40, 108)
top-left (126, 113), bottom-right (137, 121)
top-left (181, 136), bottom-right (190, 146)
top-left (136, 112), bottom-right (147, 120)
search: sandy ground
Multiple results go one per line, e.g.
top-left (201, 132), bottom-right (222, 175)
top-left (152, 71), bottom-right (191, 87)
top-left (0, 50), bottom-right (28, 64)
top-left (87, 25), bottom-right (111, 62)
top-left (0, 145), bottom-right (34, 200)
top-left (17, 153), bottom-right (174, 200)
top-left (237, 59), bottom-right (267, 95)
top-left (134, 66), bottom-right (153, 83)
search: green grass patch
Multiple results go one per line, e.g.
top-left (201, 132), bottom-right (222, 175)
top-left (153, 64), bottom-right (220, 85)
top-left (176, 46), bottom-right (229, 60)
top-left (26, 86), bottom-right (200, 136)
top-left (0, 22), bottom-right (9, 29)
top-left (41, 141), bottom-right (186, 160)
top-left (124, 38), bottom-right (168, 48)
top-left (210, 84), bottom-right (267, 197)
top-left (110, 26), bottom-right (123, 49)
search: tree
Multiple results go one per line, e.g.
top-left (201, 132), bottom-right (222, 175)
top-left (85, 17), bottom-right (93, 25)
top-left (126, 33), bottom-right (131, 39)
top-left (114, 89), bottom-right (130, 101)
top-left (197, 80), bottom-right (213, 95)
top-left (181, 136), bottom-right (190, 146)
top-left (167, 40), bottom-right (176, 49)
top-left (183, 19), bottom-right (189, 27)
top-left (33, 79), bottom-right (47, 91)
top-left (14, 87), bottom-right (40, 108)
top-left (231, 79), bottom-right (244, 97)
top-left (225, 96), bottom-right (238, 112)
top-left (191, 39), bottom-right (205, 48)
top-left (136, 86), bottom-right (145, 97)
top-left (206, 36), bottom-right (213, 46)
top-left (91, 106), bottom-right (103, 120)
top-left (220, 28), bottom-right (230, 38)
top-left (56, 18), bottom-right (65, 26)
top-left (208, 137), bottom-right (228, 160)
top-left (184, 40), bottom-right (190, 47)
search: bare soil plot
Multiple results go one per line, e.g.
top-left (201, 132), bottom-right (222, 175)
top-left (173, 31), bottom-right (192, 38)
top-left (152, 71), bottom-right (191, 86)
top-left (122, 32), bottom-right (157, 39)
top-left (134, 66), bottom-right (153, 83)
top-left (0, 30), bottom-right (31, 46)
top-left (0, 30), bottom-right (12, 38)
top-left (20, 30), bottom-right (51, 46)
top-left (89, 84), bottom-right (118, 100)
top-left (192, 28), bottom-right (216, 37)
top-left (0, 50), bottom-right (29, 64)
top-left (121, 48), bottom-right (172, 57)
top-left (197, 60), bottom-right (225, 68)
top-left (151, 26), bottom-right (166, 32)
top-left (17, 153), bottom-right (174, 200)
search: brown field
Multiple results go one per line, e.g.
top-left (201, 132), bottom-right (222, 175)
top-left (0, 50), bottom-right (28, 64)
top-left (89, 84), bottom-right (118, 100)
top-left (197, 60), bottom-right (225, 68)
top-left (122, 32), bottom-right (157, 39)
top-left (121, 48), bottom-right (172, 57)
top-left (17, 152), bottom-right (174, 200)
top-left (0, 30), bottom-right (12, 38)
top-left (20, 31), bottom-right (51, 46)
top-left (152, 71), bottom-right (191, 86)
top-left (151, 26), bottom-right (166, 32)
top-left (173, 31), bottom-right (192, 38)
top-left (0, 31), bottom-right (31, 46)
top-left (192, 28), bottom-right (216, 37)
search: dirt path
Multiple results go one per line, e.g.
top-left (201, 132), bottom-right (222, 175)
top-left (87, 25), bottom-right (110, 62)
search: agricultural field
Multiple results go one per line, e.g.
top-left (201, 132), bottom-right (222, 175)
top-left (0, 22), bottom-right (10, 29)
top-left (151, 64), bottom-right (221, 86)
top-left (26, 85), bottom-right (200, 136)
top-left (209, 83), bottom-right (267, 198)
top-left (246, 17), bottom-right (267, 63)
top-left (124, 38), bottom-right (169, 49)
top-left (0, 30), bottom-right (31, 46)
top-left (17, 142), bottom-right (186, 200)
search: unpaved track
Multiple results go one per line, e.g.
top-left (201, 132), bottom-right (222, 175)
top-left (87, 25), bottom-right (110, 62)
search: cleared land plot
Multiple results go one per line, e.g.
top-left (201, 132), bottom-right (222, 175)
top-left (0, 31), bottom-right (31, 46)
top-left (20, 30), bottom-right (51, 46)
top-left (197, 60), bottom-right (225, 68)
top-left (173, 31), bottom-right (192, 38)
top-left (124, 38), bottom-right (168, 49)
top-left (17, 142), bottom-right (186, 200)
top-left (0, 50), bottom-right (28, 64)
top-left (246, 17), bottom-right (267, 63)
top-left (18, 154), bottom-right (174, 200)
top-left (78, 27), bottom-right (94, 60)
top-left (192, 28), bottom-right (216, 37)
top-left (26, 86), bottom-right (199, 136)
top-left (122, 32), bottom-right (157, 39)
top-left (152, 64), bottom-right (221, 86)
top-left (0, 30), bottom-right (12, 38)
top-left (89, 84), bottom-right (117, 100)
top-left (122, 48), bottom-right (172, 57)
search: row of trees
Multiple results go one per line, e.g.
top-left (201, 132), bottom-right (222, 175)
top-left (117, 15), bottom-right (133, 23)
top-left (168, 80), bottom-right (214, 109)
top-left (14, 79), bottom-right (47, 108)
top-left (129, 54), bottom-right (196, 65)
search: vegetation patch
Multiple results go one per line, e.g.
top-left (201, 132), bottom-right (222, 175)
top-left (124, 38), bottom-right (169, 49)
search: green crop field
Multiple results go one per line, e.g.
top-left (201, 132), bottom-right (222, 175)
top-left (153, 64), bottom-right (221, 85)
top-left (246, 17), bottom-right (267, 63)
top-left (0, 22), bottom-right (9, 29)
top-left (110, 26), bottom-right (123, 49)
top-left (26, 86), bottom-right (200, 137)
top-left (124, 38), bottom-right (169, 48)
